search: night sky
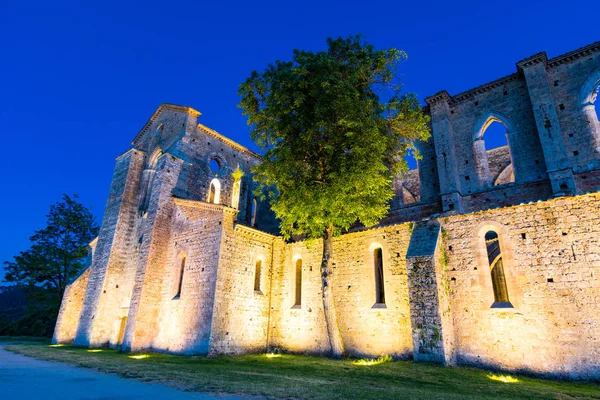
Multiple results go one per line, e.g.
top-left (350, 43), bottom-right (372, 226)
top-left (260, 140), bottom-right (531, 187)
top-left (0, 0), bottom-right (596, 281)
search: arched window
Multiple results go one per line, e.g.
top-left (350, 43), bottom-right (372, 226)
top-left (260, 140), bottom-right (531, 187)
top-left (396, 149), bottom-right (420, 206)
top-left (374, 247), bottom-right (385, 305)
top-left (474, 115), bottom-right (515, 187)
top-left (250, 198), bottom-right (257, 226)
top-left (173, 253), bottom-right (186, 299)
top-left (231, 180), bottom-right (241, 209)
top-left (294, 258), bottom-right (302, 307)
top-left (208, 178), bottom-right (221, 204)
top-left (485, 231), bottom-right (510, 306)
top-left (254, 259), bottom-right (262, 292)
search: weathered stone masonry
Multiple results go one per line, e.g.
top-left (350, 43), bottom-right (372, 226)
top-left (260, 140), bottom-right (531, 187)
top-left (54, 42), bottom-right (600, 380)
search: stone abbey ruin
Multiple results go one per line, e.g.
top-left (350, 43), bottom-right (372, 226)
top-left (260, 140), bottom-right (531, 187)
top-left (53, 42), bottom-right (600, 379)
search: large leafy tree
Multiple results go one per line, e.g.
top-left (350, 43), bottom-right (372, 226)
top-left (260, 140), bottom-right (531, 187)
top-left (239, 36), bottom-right (430, 357)
top-left (4, 194), bottom-right (99, 298)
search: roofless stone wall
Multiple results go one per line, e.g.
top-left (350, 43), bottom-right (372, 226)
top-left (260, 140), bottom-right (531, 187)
top-left (53, 41), bottom-right (600, 380)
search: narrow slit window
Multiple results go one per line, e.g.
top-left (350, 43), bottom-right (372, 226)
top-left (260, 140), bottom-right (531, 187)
top-left (254, 259), bottom-right (262, 292)
top-left (294, 259), bottom-right (302, 307)
top-left (174, 255), bottom-right (186, 299)
top-left (485, 231), bottom-right (510, 305)
top-left (251, 198), bottom-right (257, 226)
top-left (374, 248), bottom-right (385, 304)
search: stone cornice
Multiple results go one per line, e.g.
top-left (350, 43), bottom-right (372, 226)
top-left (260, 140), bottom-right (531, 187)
top-left (516, 52), bottom-right (548, 71)
top-left (452, 74), bottom-right (520, 102)
top-left (234, 223), bottom-right (278, 241)
top-left (197, 124), bottom-right (262, 162)
top-left (424, 90), bottom-right (452, 106)
top-left (132, 104), bottom-right (202, 146)
top-left (547, 41), bottom-right (600, 68)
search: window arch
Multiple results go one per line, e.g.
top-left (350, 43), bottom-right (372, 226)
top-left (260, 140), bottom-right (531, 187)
top-left (473, 113), bottom-right (516, 187)
top-left (231, 179), bottom-right (241, 209)
top-left (254, 258), bottom-right (262, 293)
top-left (485, 231), bottom-right (511, 307)
top-left (293, 257), bottom-right (302, 307)
top-left (172, 252), bottom-right (186, 299)
top-left (373, 247), bottom-right (385, 305)
top-left (208, 178), bottom-right (221, 204)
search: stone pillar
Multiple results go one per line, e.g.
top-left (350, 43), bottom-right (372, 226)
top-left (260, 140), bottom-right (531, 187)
top-left (473, 138), bottom-right (492, 187)
top-left (73, 149), bottom-right (146, 347)
top-left (517, 53), bottom-right (576, 195)
top-left (582, 104), bottom-right (600, 154)
top-left (417, 137), bottom-right (441, 204)
top-left (425, 91), bottom-right (463, 213)
top-left (406, 220), bottom-right (455, 365)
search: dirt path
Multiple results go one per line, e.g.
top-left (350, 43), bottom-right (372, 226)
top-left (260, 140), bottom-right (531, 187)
top-left (0, 345), bottom-right (242, 399)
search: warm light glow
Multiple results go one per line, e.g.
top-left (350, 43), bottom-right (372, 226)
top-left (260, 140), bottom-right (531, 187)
top-left (87, 349), bottom-right (103, 353)
top-left (352, 355), bottom-right (392, 366)
top-left (49, 344), bottom-right (65, 347)
top-left (265, 353), bottom-right (281, 358)
top-left (487, 374), bottom-right (519, 383)
top-left (128, 354), bottom-right (150, 359)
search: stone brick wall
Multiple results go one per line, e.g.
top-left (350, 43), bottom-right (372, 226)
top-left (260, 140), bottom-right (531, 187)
top-left (441, 192), bottom-right (600, 379)
top-left (209, 216), bottom-right (276, 355)
top-left (269, 225), bottom-right (414, 358)
top-left (52, 268), bottom-right (90, 344)
top-left (151, 200), bottom-right (226, 354)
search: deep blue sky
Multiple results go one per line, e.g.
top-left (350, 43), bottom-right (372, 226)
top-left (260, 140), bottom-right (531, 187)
top-left (0, 0), bottom-right (596, 280)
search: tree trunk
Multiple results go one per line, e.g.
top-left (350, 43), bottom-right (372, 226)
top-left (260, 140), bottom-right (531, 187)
top-left (321, 225), bottom-right (345, 358)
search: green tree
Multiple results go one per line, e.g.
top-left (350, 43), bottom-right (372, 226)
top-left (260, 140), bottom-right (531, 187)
top-left (4, 194), bottom-right (99, 299)
top-left (238, 36), bottom-right (430, 357)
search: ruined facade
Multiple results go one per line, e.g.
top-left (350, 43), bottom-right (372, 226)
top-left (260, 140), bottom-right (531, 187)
top-left (54, 42), bottom-right (600, 380)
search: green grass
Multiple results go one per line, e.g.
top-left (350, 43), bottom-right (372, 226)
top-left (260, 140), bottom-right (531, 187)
top-left (4, 343), bottom-right (600, 399)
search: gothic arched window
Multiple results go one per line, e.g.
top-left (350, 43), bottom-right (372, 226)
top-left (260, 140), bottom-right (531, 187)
top-left (485, 231), bottom-right (511, 306)
top-left (208, 178), bottom-right (221, 204)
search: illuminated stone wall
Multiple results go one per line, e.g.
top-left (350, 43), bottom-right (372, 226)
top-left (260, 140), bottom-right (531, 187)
top-left (53, 268), bottom-right (90, 344)
top-left (209, 214), bottom-right (278, 355)
top-left (269, 225), bottom-right (414, 358)
top-left (441, 192), bottom-right (600, 380)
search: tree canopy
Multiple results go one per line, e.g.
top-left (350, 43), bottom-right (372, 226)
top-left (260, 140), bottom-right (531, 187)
top-left (239, 35), bottom-right (430, 240)
top-left (4, 194), bottom-right (99, 297)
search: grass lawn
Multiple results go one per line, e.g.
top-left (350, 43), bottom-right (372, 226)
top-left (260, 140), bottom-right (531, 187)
top-left (4, 343), bottom-right (600, 399)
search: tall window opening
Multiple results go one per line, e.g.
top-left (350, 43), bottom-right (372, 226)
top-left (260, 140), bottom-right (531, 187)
top-left (476, 117), bottom-right (515, 186)
top-left (398, 148), bottom-right (420, 205)
top-left (251, 198), bottom-right (257, 226)
top-left (254, 259), bottom-right (262, 292)
top-left (173, 253), bottom-right (186, 299)
top-left (208, 178), bottom-right (221, 204)
top-left (374, 247), bottom-right (385, 305)
top-left (294, 258), bottom-right (302, 307)
top-left (231, 180), bottom-right (241, 209)
top-left (485, 231), bottom-right (510, 306)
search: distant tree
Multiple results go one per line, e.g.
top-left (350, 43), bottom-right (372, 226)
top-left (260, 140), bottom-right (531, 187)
top-left (4, 194), bottom-right (99, 299)
top-left (238, 35), bottom-right (430, 357)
